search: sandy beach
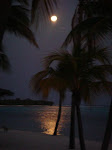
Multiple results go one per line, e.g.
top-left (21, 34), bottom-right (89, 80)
top-left (0, 129), bottom-right (112, 150)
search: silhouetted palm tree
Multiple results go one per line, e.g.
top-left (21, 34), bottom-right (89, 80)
top-left (0, 0), bottom-right (58, 69)
top-left (30, 68), bottom-right (67, 136)
top-left (0, 0), bottom-right (38, 70)
top-left (44, 44), bottom-right (112, 149)
top-left (0, 0), bottom-right (38, 49)
top-left (62, 1), bottom-right (112, 149)
top-left (62, 0), bottom-right (112, 52)
top-left (0, 0), bottom-right (58, 45)
top-left (7, 4), bottom-right (38, 47)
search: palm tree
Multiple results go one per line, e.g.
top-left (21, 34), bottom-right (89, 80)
top-left (62, 1), bottom-right (112, 149)
top-left (0, 0), bottom-right (38, 71)
top-left (44, 45), bottom-right (112, 149)
top-left (62, 0), bottom-right (111, 51)
top-left (0, 0), bottom-right (58, 69)
top-left (30, 68), bottom-right (67, 136)
top-left (5, 0), bottom-right (58, 46)
top-left (62, 0), bottom-right (112, 50)
top-left (0, 1), bottom-right (38, 72)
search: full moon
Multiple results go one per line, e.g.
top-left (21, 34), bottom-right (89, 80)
top-left (51, 16), bottom-right (57, 22)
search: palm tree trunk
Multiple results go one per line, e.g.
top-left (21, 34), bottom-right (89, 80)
top-left (77, 0), bottom-right (83, 48)
top-left (86, 0), bottom-right (94, 53)
top-left (76, 105), bottom-right (86, 150)
top-left (101, 99), bottom-right (112, 150)
top-left (53, 93), bottom-right (63, 136)
top-left (71, 0), bottom-right (83, 49)
top-left (69, 92), bottom-right (76, 149)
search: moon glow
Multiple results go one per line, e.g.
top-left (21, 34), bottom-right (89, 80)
top-left (51, 16), bottom-right (57, 22)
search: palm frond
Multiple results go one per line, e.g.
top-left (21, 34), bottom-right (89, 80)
top-left (75, 17), bottom-right (112, 39)
top-left (31, 0), bottom-right (58, 25)
top-left (30, 69), bottom-right (49, 93)
top-left (38, 78), bottom-right (51, 97)
top-left (89, 81), bottom-right (112, 96)
top-left (61, 32), bottom-right (73, 48)
top-left (15, 0), bottom-right (28, 5)
top-left (81, 65), bottom-right (111, 82)
top-left (80, 80), bottom-right (112, 103)
top-left (0, 47), bottom-right (10, 72)
top-left (62, 17), bottom-right (112, 48)
top-left (30, 68), bottom-right (67, 98)
top-left (44, 50), bottom-right (71, 68)
top-left (91, 47), bottom-right (112, 65)
top-left (78, 46), bottom-right (112, 66)
top-left (31, 42), bottom-right (112, 103)
top-left (6, 5), bottom-right (38, 48)
top-left (40, 77), bottom-right (67, 96)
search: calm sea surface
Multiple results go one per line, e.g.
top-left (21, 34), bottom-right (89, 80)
top-left (0, 105), bottom-right (112, 142)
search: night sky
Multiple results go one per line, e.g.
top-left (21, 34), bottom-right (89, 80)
top-left (0, 0), bottom-right (111, 105)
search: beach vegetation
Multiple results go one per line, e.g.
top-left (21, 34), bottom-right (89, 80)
top-left (0, 88), bottom-right (14, 98)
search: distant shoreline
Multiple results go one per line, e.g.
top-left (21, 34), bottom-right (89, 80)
top-left (0, 99), bottom-right (54, 106)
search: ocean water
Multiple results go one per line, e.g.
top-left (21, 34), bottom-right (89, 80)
top-left (0, 105), bottom-right (112, 142)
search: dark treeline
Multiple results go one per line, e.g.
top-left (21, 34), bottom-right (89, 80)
top-left (0, 99), bottom-right (53, 106)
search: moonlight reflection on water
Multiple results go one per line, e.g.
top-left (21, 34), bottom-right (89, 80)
top-left (0, 106), bottom-right (111, 142)
top-left (34, 106), bottom-right (70, 135)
